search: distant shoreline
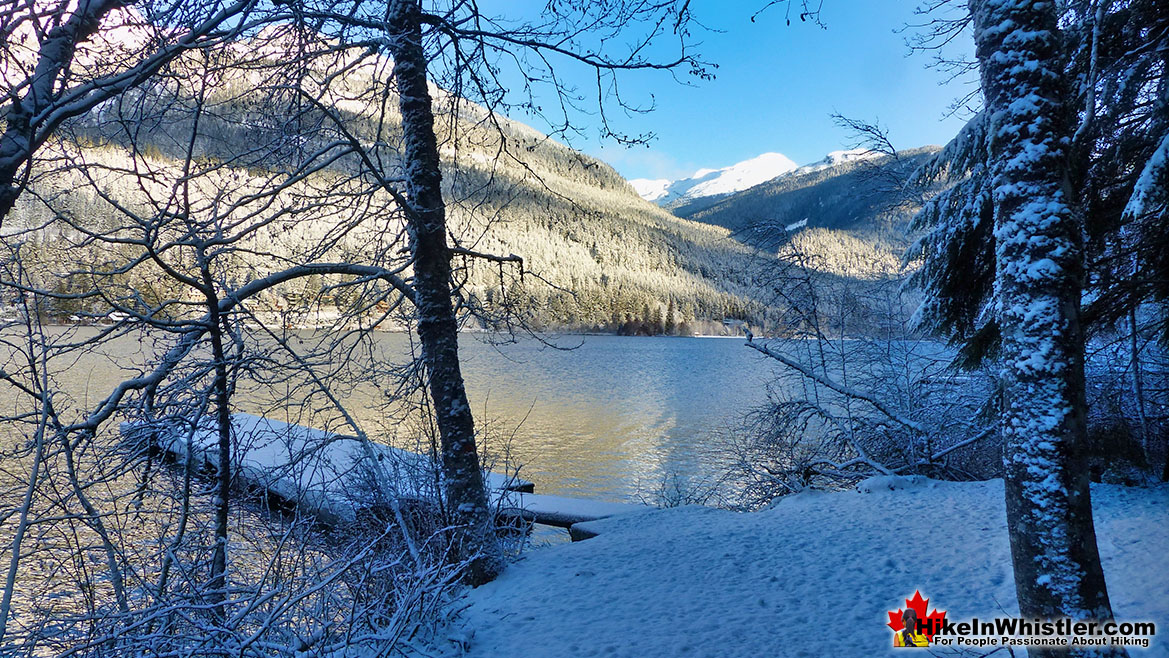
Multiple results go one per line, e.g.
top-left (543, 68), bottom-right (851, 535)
top-left (31, 318), bottom-right (753, 339)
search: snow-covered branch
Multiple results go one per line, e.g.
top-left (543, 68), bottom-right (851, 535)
top-left (745, 340), bottom-right (927, 435)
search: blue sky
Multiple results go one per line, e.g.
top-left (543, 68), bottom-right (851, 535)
top-left (474, 1), bottom-right (976, 181)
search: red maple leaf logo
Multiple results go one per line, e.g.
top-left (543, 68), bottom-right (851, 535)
top-left (887, 590), bottom-right (947, 641)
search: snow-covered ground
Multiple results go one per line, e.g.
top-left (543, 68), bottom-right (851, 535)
top-left (446, 477), bottom-right (1168, 657)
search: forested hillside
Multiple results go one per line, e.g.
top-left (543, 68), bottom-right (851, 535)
top-left (4, 27), bottom-right (945, 336)
top-left (681, 147), bottom-right (939, 245)
top-left (4, 39), bottom-right (767, 333)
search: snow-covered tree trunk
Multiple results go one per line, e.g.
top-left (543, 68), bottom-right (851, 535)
top-left (386, 0), bottom-right (502, 586)
top-left (970, 1), bottom-right (1123, 653)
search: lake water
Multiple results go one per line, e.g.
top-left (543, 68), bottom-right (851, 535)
top-left (450, 334), bottom-right (780, 501)
top-left (5, 328), bottom-right (782, 504)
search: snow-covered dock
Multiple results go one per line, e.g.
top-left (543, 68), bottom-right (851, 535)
top-left (505, 493), bottom-right (648, 532)
top-left (120, 413), bottom-right (532, 526)
top-left (120, 413), bottom-right (645, 532)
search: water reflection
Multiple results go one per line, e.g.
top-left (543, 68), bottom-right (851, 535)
top-left (449, 335), bottom-right (778, 500)
top-left (3, 328), bottom-right (780, 503)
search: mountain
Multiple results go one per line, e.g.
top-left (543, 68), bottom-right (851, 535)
top-left (628, 152), bottom-right (798, 211)
top-left (779, 148), bottom-right (884, 179)
top-left (629, 178), bottom-right (672, 202)
top-left (7, 38), bottom-right (773, 334)
top-left (680, 146), bottom-right (938, 238)
top-left (677, 147), bottom-right (941, 281)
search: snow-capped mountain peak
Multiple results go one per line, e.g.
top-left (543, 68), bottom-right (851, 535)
top-left (629, 149), bottom-right (886, 207)
top-left (787, 148), bottom-right (882, 177)
top-left (629, 152), bottom-right (798, 207)
top-left (629, 178), bottom-right (672, 202)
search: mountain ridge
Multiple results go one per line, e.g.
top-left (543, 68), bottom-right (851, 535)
top-left (6, 36), bottom-right (776, 334)
top-left (628, 152), bottom-right (799, 207)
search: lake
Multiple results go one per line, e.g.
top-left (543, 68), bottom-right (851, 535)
top-left (450, 334), bottom-right (780, 501)
top-left (4, 328), bottom-right (782, 504)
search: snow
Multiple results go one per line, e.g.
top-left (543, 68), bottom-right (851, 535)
top-left (507, 493), bottom-right (647, 528)
top-left (446, 479), bottom-right (1169, 657)
top-left (628, 178), bottom-right (671, 202)
top-left (122, 414), bottom-right (645, 531)
top-left (628, 152), bottom-right (798, 205)
top-left (854, 474), bottom-right (930, 493)
top-left (785, 218), bottom-right (809, 232)
top-left (629, 149), bottom-right (887, 206)
top-left (784, 147), bottom-right (884, 178)
top-left (120, 413), bottom-right (531, 525)
top-left (975, 3), bottom-right (1095, 614)
top-left (1126, 130), bottom-right (1169, 220)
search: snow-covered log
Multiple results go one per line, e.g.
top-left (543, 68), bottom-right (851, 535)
top-left (121, 413), bottom-right (534, 527)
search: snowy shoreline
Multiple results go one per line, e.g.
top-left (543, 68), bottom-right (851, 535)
top-left (446, 477), bottom-right (1169, 657)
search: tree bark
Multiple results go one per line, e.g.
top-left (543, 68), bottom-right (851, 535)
top-left (1128, 308), bottom-right (1150, 464)
top-left (385, 0), bottom-right (501, 586)
top-left (207, 302), bottom-right (232, 621)
top-left (970, 1), bottom-right (1124, 655)
top-left (0, 0), bottom-right (122, 225)
top-left (200, 258), bottom-right (233, 622)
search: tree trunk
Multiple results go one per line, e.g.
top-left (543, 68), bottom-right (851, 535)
top-left (1128, 308), bottom-right (1150, 464)
top-left (970, 1), bottom-right (1124, 655)
top-left (385, 0), bottom-right (501, 586)
top-left (0, 0), bottom-right (121, 226)
top-left (203, 270), bottom-right (232, 622)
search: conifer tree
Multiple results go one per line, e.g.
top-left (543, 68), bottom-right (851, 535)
top-left (911, 0), bottom-right (1169, 355)
top-left (967, 2), bottom-right (1122, 651)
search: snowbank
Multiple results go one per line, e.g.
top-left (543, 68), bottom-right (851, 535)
top-left (448, 479), bottom-right (1168, 657)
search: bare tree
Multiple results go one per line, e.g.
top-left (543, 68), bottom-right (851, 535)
top-left (383, 0), bottom-right (502, 585)
top-left (728, 233), bottom-right (997, 505)
top-left (291, 0), bottom-right (712, 585)
top-left (0, 22), bottom-right (454, 653)
top-left (1, 3), bottom-right (716, 654)
top-left (0, 0), bottom-right (270, 225)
